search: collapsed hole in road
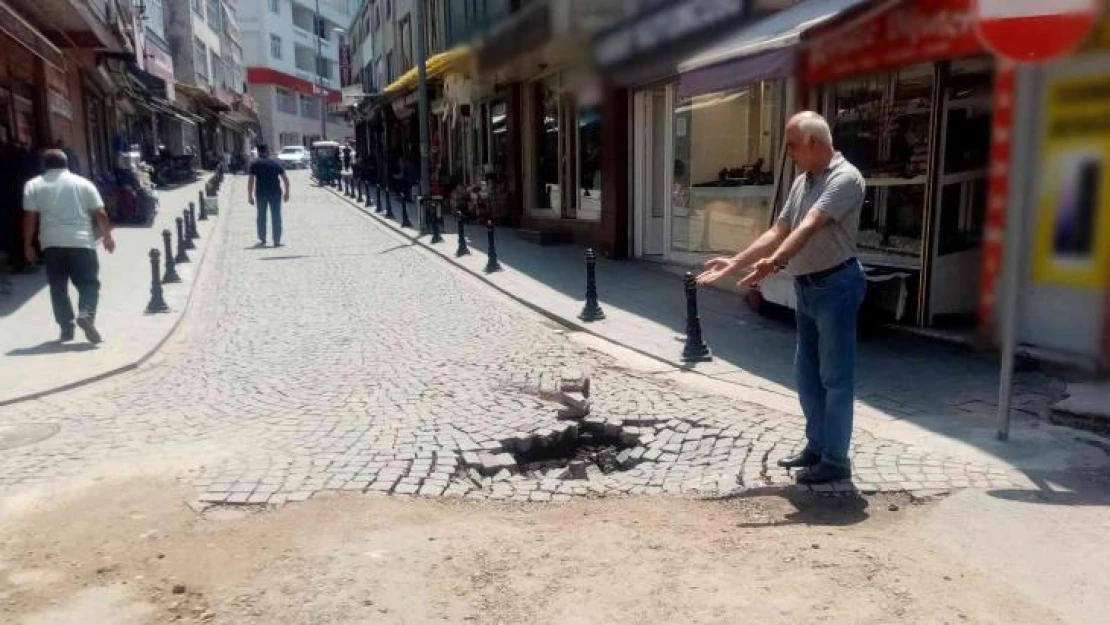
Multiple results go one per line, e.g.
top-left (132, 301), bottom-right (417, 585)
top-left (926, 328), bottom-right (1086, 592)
top-left (512, 423), bottom-right (634, 478)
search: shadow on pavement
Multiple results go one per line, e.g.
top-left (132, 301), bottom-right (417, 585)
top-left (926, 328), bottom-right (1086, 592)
top-left (7, 341), bottom-right (99, 356)
top-left (988, 467), bottom-right (1110, 507)
top-left (0, 268), bottom-right (47, 319)
top-left (259, 255), bottom-right (311, 261)
top-left (706, 486), bottom-right (871, 527)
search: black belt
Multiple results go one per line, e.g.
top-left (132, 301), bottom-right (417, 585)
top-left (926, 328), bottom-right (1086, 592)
top-left (794, 258), bottom-right (856, 286)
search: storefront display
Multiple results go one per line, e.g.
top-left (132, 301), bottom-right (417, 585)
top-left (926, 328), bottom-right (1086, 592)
top-left (670, 79), bottom-right (782, 256)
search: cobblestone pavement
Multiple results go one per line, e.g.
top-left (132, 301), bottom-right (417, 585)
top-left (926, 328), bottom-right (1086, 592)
top-left (0, 173), bottom-right (1026, 505)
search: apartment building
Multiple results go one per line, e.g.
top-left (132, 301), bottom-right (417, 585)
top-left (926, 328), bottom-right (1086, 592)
top-left (163, 0), bottom-right (254, 165)
top-left (241, 0), bottom-right (359, 149)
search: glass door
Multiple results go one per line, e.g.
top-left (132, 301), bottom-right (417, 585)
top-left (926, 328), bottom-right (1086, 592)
top-left (634, 84), bottom-right (672, 257)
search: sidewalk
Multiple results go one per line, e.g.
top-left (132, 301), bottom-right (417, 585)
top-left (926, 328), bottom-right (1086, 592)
top-left (327, 186), bottom-right (1108, 474)
top-left (0, 177), bottom-right (229, 405)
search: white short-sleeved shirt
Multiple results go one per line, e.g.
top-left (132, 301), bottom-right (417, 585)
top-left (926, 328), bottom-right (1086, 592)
top-left (776, 153), bottom-right (866, 276)
top-left (23, 169), bottom-right (105, 250)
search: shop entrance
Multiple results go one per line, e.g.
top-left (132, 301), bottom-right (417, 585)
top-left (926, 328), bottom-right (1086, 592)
top-left (633, 84), bottom-right (672, 257)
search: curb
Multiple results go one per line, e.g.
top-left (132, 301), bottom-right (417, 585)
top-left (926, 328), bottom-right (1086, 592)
top-left (0, 179), bottom-right (232, 407)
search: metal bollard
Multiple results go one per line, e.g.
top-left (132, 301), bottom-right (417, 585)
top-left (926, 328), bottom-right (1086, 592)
top-left (430, 200), bottom-right (443, 244)
top-left (188, 203), bottom-right (201, 239)
top-left (400, 192), bottom-right (413, 228)
top-left (455, 212), bottom-right (470, 257)
top-left (364, 180), bottom-right (374, 208)
top-left (484, 221), bottom-right (502, 273)
top-left (145, 249), bottom-right (170, 314)
top-left (162, 229), bottom-right (181, 284)
top-left (356, 178), bottom-right (363, 202)
top-left (578, 248), bottom-right (605, 322)
top-left (174, 217), bottom-right (191, 263)
top-left (681, 272), bottom-right (712, 362)
top-left (384, 185), bottom-right (394, 218)
top-left (198, 191), bottom-right (209, 221)
top-left (182, 209), bottom-right (196, 250)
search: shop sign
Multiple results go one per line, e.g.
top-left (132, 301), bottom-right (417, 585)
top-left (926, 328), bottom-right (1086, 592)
top-left (805, 0), bottom-right (983, 84)
top-left (340, 43), bottom-right (351, 87)
top-left (1031, 69), bottom-right (1110, 288)
top-left (593, 0), bottom-right (749, 72)
top-left (48, 89), bottom-right (72, 120)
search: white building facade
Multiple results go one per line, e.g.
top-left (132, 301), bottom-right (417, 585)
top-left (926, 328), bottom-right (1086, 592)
top-left (241, 0), bottom-right (358, 149)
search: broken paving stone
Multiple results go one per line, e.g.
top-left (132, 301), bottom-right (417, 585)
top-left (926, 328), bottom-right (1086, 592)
top-left (616, 449), bottom-right (637, 469)
top-left (566, 460), bottom-right (589, 480)
top-left (493, 469), bottom-right (513, 482)
top-left (172, 584), bottom-right (187, 595)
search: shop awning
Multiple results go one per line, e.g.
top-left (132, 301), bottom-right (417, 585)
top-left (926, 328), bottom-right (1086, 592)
top-left (676, 0), bottom-right (879, 98)
top-left (383, 46), bottom-right (471, 97)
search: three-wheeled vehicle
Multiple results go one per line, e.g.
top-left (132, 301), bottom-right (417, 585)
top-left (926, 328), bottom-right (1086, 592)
top-left (311, 140), bottom-right (342, 186)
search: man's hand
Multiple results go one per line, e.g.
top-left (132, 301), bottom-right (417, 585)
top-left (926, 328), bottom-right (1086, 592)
top-left (739, 257), bottom-right (777, 287)
top-left (283, 191), bottom-right (290, 203)
top-left (247, 195), bottom-right (254, 206)
top-left (696, 257), bottom-right (738, 285)
top-left (23, 245), bottom-right (37, 265)
top-left (102, 234), bottom-right (117, 254)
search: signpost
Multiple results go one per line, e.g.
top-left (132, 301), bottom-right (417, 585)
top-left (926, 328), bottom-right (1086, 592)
top-left (974, 0), bottom-right (1098, 63)
top-left (973, 0), bottom-right (1100, 440)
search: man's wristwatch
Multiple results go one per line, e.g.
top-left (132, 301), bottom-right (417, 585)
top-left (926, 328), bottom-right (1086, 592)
top-left (772, 258), bottom-right (788, 272)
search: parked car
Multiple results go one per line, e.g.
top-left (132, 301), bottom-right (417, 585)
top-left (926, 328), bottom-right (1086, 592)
top-left (277, 145), bottom-right (310, 169)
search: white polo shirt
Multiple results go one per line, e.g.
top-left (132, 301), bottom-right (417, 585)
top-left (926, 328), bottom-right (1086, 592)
top-left (23, 169), bottom-right (105, 250)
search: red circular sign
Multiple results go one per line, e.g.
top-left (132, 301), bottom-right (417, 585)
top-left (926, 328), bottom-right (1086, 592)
top-left (975, 0), bottom-right (1099, 62)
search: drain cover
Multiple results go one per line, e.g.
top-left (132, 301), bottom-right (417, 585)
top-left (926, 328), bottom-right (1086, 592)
top-left (0, 423), bottom-right (59, 450)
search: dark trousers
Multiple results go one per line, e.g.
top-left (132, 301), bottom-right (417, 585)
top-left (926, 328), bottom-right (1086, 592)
top-left (256, 194), bottom-right (283, 244)
top-left (43, 247), bottom-right (100, 328)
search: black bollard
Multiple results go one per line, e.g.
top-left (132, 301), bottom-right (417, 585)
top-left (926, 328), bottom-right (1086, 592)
top-left (484, 221), bottom-right (502, 273)
top-left (145, 249), bottom-right (170, 314)
top-left (455, 212), bottom-right (470, 257)
top-left (161, 229), bottom-right (181, 284)
top-left (400, 192), bottom-right (413, 228)
top-left (383, 185), bottom-right (394, 218)
top-left (364, 180), bottom-right (374, 208)
top-left (199, 192), bottom-right (209, 221)
top-left (418, 197), bottom-right (429, 235)
top-left (356, 178), bottom-right (363, 202)
top-left (578, 248), bottom-right (605, 322)
top-left (681, 272), bottom-right (712, 362)
top-left (430, 201), bottom-right (443, 244)
top-left (174, 217), bottom-right (191, 263)
top-left (182, 209), bottom-right (196, 250)
top-left (188, 203), bottom-right (200, 239)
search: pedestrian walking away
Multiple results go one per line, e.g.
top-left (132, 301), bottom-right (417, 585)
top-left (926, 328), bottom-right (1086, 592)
top-left (697, 111), bottom-right (866, 485)
top-left (248, 144), bottom-right (291, 247)
top-left (22, 148), bottom-right (116, 344)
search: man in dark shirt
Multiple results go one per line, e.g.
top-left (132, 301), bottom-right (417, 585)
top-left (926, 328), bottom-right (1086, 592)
top-left (247, 144), bottom-right (290, 247)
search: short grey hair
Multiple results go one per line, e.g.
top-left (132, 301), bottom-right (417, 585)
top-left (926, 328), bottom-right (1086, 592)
top-left (788, 111), bottom-right (834, 147)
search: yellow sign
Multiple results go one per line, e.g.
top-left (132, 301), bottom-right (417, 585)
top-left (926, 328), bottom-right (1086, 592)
top-left (1033, 69), bottom-right (1110, 288)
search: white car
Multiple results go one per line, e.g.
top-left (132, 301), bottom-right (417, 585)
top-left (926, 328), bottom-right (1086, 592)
top-left (277, 145), bottom-right (309, 169)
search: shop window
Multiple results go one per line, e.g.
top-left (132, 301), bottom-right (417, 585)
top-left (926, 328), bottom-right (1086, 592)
top-left (671, 80), bottom-right (782, 255)
top-left (828, 64), bottom-right (935, 265)
top-left (300, 94), bottom-right (318, 119)
top-left (529, 80), bottom-right (561, 212)
top-left (578, 105), bottom-right (602, 220)
top-left (279, 132), bottom-right (300, 147)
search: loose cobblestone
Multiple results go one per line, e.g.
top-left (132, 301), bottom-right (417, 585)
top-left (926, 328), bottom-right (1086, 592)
top-left (0, 174), bottom-right (1026, 504)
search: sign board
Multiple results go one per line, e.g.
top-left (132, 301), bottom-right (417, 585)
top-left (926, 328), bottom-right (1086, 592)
top-left (806, 0), bottom-right (982, 84)
top-left (339, 43), bottom-right (351, 86)
top-left (974, 0), bottom-right (1098, 62)
top-left (593, 0), bottom-right (749, 72)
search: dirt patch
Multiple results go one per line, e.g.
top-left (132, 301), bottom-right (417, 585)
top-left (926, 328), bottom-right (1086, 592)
top-left (0, 478), bottom-right (1063, 625)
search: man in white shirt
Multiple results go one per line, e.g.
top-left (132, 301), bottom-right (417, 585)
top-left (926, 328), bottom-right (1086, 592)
top-left (22, 149), bottom-right (117, 344)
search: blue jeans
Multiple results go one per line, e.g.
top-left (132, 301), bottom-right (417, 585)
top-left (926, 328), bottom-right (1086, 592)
top-left (256, 194), bottom-right (282, 244)
top-left (793, 261), bottom-right (867, 468)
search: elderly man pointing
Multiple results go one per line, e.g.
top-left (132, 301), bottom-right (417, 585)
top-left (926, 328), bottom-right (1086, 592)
top-left (697, 111), bottom-right (867, 485)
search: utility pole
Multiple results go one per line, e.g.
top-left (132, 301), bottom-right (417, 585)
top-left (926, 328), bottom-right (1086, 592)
top-left (315, 0), bottom-right (327, 141)
top-left (413, 0), bottom-right (431, 231)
